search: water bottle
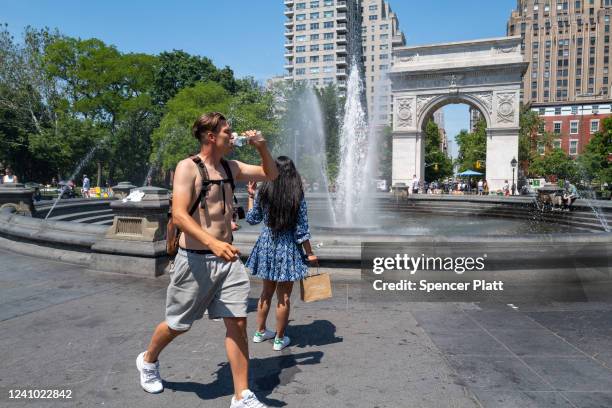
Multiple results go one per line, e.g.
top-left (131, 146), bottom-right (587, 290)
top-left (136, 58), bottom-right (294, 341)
top-left (232, 131), bottom-right (262, 147)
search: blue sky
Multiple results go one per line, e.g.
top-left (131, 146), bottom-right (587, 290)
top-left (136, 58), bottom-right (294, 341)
top-left (2, 0), bottom-right (517, 157)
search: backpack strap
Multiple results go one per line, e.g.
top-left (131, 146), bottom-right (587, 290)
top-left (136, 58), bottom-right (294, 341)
top-left (220, 158), bottom-right (235, 192)
top-left (190, 155), bottom-right (211, 211)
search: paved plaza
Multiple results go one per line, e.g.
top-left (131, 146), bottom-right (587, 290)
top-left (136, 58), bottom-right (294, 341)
top-left (1, 249), bottom-right (612, 408)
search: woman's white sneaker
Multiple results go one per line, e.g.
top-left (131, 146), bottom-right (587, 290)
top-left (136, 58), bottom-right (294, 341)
top-left (273, 336), bottom-right (290, 351)
top-left (136, 352), bottom-right (163, 393)
top-left (252, 329), bottom-right (275, 343)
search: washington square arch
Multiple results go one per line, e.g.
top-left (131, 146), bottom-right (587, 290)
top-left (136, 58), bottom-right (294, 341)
top-left (389, 36), bottom-right (528, 192)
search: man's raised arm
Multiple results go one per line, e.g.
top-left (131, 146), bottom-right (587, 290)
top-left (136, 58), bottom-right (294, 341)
top-left (232, 130), bottom-right (279, 182)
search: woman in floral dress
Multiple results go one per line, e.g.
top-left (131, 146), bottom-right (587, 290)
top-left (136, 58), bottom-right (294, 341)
top-left (245, 156), bottom-right (318, 351)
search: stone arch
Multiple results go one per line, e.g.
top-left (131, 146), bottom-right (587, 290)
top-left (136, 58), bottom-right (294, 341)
top-left (416, 93), bottom-right (491, 131)
top-left (389, 36), bottom-right (528, 192)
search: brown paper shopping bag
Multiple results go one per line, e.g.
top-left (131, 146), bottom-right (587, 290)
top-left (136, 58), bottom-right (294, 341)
top-left (300, 268), bottom-right (332, 302)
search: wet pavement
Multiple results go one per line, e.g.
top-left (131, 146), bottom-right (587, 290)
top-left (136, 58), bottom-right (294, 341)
top-left (1, 249), bottom-right (611, 407)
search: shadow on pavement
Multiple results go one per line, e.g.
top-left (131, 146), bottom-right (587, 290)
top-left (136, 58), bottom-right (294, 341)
top-left (164, 351), bottom-right (324, 406)
top-left (288, 319), bottom-right (344, 348)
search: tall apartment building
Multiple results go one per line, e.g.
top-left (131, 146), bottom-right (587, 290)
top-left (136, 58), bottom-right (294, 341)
top-left (283, 0), bottom-right (405, 123)
top-left (507, 0), bottom-right (612, 104)
top-left (284, 0), bottom-right (362, 92)
top-left (361, 0), bottom-right (406, 124)
top-left (433, 110), bottom-right (449, 155)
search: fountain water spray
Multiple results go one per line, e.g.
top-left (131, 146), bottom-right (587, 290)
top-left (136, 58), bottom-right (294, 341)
top-left (44, 143), bottom-right (103, 220)
top-left (333, 58), bottom-right (370, 225)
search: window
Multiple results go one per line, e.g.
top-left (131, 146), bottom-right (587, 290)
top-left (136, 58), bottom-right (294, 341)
top-left (296, 13), bottom-right (306, 20)
top-left (369, 15), bottom-right (378, 20)
top-left (310, 67), bottom-right (319, 74)
top-left (379, 64), bottom-right (389, 70)
top-left (296, 57), bottom-right (306, 63)
top-left (323, 54), bottom-right (334, 61)
top-left (380, 54), bottom-right (389, 60)
top-left (311, 12), bottom-right (319, 19)
top-left (369, 4), bottom-right (378, 11)
top-left (324, 10), bottom-right (333, 17)
top-left (554, 122), bottom-right (562, 133)
top-left (380, 34), bottom-right (388, 40)
top-left (323, 77), bottom-right (334, 85)
top-left (296, 24), bottom-right (306, 31)
top-left (570, 120), bottom-right (579, 134)
top-left (323, 43), bottom-right (334, 50)
top-left (295, 68), bottom-right (306, 75)
top-left (296, 2), bottom-right (306, 9)
top-left (553, 139), bottom-right (562, 150)
top-left (309, 56), bottom-right (319, 62)
top-left (323, 32), bottom-right (334, 39)
top-left (296, 35), bottom-right (306, 41)
top-left (310, 1), bottom-right (319, 7)
top-left (323, 66), bottom-right (333, 73)
top-left (310, 44), bottom-right (319, 51)
top-left (310, 34), bottom-right (319, 40)
top-left (590, 119), bottom-right (599, 133)
top-left (538, 142), bottom-right (545, 155)
top-left (380, 44), bottom-right (388, 50)
top-left (555, 107), bottom-right (562, 115)
top-left (569, 140), bottom-right (578, 155)
top-left (380, 24), bottom-right (389, 30)
top-left (323, 21), bottom-right (334, 28)
top-left (296, 45), bottom-right (306, 52)
top-left (324, 0), bottom-right (333, 5)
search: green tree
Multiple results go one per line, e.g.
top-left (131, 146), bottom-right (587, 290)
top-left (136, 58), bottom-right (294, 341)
top-left (378, 125), bottom-right (392, 183)
top-left (44, 37), bottom-right (158, 184)
top-left (0, 24), bottom-right (64, 181)
top-left (455, 118), bottom-right (487, 174)
top-left (152, 50), bottom-right (222, 106)
top-left (528, 148), bottom-right (577, 181)
top-left (576, 116), bottom-right (612, 185)
top-left (151, 81), bottom-right (279, 175)
top-left (315, 84), bottom-right (342, 181)
top-left (423, 120), bottom-right (453, 182)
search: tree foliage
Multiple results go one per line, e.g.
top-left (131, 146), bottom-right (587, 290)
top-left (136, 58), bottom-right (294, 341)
top-left (455, 118), bottom-right (487, 175)
top-left (0, 23), bottom-right (264, 186)
top-left (423, 120), bottom-right (453, 182)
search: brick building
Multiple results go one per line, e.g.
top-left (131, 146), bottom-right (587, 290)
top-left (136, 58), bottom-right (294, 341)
top-left (530, 100), bottom-right (611, 156)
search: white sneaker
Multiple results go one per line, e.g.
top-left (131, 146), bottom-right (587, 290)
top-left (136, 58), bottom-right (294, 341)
top-left (230, 389), bottom-right (268, 408)
top-left (136, 351), bottom-right (163, 393)
top-left (273, 336), bottom-right (290, 351)
top-left (252, 329), bottom-right (275, 343)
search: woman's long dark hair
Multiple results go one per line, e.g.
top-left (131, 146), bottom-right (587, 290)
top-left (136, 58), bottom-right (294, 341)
top-left (258, 156), bottom-right (303, 233)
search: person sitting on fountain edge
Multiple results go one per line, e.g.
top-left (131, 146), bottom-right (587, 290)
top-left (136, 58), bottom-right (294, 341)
top-left (136, 112), bottom-right (278, 408)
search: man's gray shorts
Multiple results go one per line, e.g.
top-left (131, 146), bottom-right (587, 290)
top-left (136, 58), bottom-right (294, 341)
top-left (165, 248), bottom-right (250, 331)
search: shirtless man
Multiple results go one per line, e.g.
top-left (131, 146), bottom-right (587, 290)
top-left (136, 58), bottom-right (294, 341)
top-left (136, 112), bottom-right (278, 408)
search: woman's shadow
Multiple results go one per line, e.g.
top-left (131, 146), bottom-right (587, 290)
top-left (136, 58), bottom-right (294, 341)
top-left (164, 319), bottom-right (342, 406)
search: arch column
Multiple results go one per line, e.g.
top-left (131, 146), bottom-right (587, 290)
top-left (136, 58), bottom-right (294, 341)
top-left (486, 127), bottom-right (519, 193)
top-left (392, 130), bottom-right (425, 185)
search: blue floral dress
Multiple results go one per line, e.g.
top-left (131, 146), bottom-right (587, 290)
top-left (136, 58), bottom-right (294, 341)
top-left (245, 194), bottom-right (311, 282)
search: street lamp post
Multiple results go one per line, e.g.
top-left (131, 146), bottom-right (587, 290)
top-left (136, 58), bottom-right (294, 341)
top-left (510, 157), bottom-right (518, 196)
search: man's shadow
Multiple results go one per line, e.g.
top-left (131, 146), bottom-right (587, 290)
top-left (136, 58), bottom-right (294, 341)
top-left (164, 351), bottom-right (322, 407)
top-left (164, 320), bottom-right (341, 405)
